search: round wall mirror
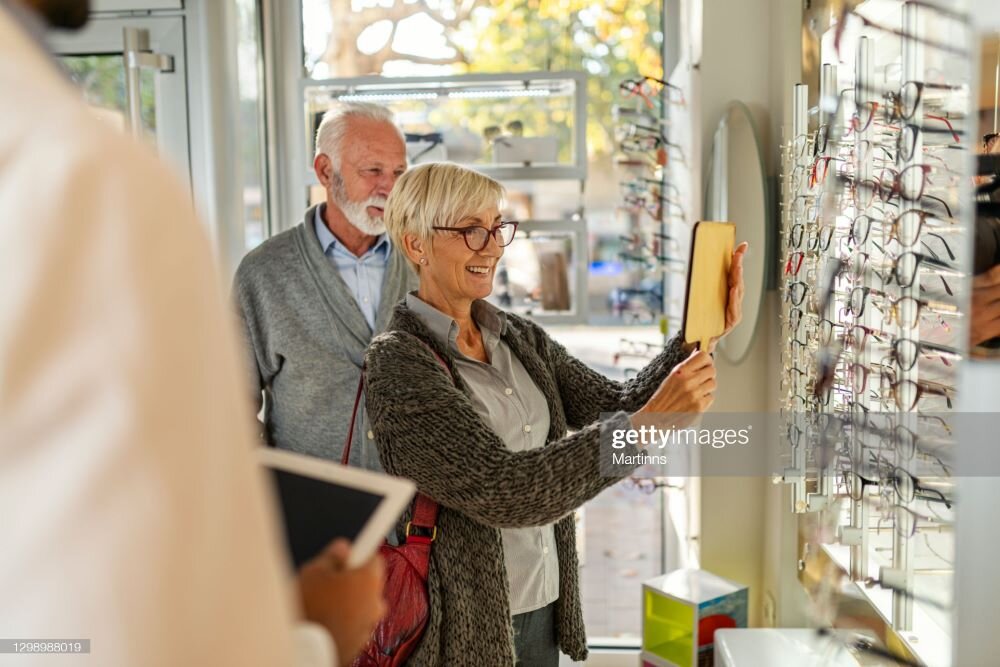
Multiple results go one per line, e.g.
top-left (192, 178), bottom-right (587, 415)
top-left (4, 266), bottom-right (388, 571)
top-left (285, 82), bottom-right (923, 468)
top-left (704, 101), bottom-right (770, 365)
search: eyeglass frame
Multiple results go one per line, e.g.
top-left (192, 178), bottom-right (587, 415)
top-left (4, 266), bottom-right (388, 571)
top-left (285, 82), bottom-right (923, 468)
top-left (834, 4), bottom-right (970, 60)
top-left (431, 220), bottom-right (519, 252)
top-left (618, 76), bottom-right (686, 109)
top-left (844, 285), bottom-right (959, 329)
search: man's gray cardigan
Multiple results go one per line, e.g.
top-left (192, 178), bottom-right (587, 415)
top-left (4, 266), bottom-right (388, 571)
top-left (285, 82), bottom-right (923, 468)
top-left (365, 302), bottom-right (688, 665)
top-left (233, 205), bottom-right (417, 468)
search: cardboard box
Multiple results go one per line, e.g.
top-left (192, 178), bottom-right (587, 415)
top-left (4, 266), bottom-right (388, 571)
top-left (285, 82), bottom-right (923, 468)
top-left (641, 568), bottom-right (748, 667)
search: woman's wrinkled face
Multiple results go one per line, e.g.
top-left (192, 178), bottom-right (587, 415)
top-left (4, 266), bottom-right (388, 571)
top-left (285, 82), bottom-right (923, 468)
top-left (423, 205), bottom-right (504, 305)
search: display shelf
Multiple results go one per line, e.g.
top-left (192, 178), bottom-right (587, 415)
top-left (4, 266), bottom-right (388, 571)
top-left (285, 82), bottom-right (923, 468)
top-left (611, 71), bottom-right (690, 337)
top-left (301, 71), bottom-right (587, 184)
top-left (486, 219), bottom-right (588, 325)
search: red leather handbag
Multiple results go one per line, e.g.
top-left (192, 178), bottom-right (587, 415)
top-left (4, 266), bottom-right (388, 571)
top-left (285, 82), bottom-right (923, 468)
top-left (341, 352), bottom-right (448, 666)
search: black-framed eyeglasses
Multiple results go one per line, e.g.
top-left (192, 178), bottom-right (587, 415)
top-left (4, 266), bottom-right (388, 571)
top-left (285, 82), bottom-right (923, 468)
top-left (871, 453), bottom-right (954, 507)
top-left (896, 119), bottom-right (964, 162)
top-left (786, 306), bottom-right (805, 332)
top-left (432, 221), bottom-right (519, 251)
top-left (846, 239), bottom-right (959, 296)
top-left (885, 250), bottom-right (960, 296)
top-left (785, 280), bottom-right (813, 308)
top-left (807, 224), bottom-right (835, 252)
top-left (834, 3), bottom-right (970, 60)
top-left (404, 132), bottom-right (444, 162)
top-left (840, 468), bottom-right (882, 502)
top-left (890, 337), bottom-right (960, 372)
top-left (885, 82), bottom-right (967, 124)
top-left (845, 286), bottom-right (959, 329)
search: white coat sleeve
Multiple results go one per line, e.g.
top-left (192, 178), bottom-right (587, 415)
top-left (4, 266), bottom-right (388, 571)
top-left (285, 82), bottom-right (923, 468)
top-left (0, 21), bottom-right (302, 663)
top-left (296, 623), bottom-right (338, 667)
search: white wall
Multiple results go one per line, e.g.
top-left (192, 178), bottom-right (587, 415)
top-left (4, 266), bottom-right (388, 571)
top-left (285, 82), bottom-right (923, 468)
top-left (953, 4), bottom-right (1000, 665)
top-left (689, 0), bottom-right (809, 629)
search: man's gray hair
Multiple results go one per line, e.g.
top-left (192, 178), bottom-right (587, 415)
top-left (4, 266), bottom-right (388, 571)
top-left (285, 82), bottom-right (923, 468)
top-left (314, 102), bottom-right (404, 169)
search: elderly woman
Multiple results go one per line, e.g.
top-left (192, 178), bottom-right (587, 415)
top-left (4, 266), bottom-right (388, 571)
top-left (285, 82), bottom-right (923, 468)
top-left (365, 163), bottom-right (746, 666)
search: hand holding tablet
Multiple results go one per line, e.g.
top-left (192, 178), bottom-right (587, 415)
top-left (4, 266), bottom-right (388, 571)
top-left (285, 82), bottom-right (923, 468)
top-left (297, 538), bottom-right (387, 667)
top-left (259, 447), bottom-right (416, 569)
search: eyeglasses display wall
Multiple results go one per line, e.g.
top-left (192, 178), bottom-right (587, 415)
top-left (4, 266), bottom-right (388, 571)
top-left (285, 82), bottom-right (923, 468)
top-left (778, 1), bottom-right (975, 663)
top-left (610, 73), bottom-right (691, 374)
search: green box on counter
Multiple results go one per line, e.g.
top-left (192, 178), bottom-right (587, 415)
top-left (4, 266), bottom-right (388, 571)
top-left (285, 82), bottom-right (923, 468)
top-left (641, 568), bottom-right (748, 667)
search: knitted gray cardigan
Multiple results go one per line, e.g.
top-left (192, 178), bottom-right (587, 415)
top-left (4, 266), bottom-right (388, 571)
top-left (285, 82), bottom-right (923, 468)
top-left (364, 302), bottom-right (688, 665)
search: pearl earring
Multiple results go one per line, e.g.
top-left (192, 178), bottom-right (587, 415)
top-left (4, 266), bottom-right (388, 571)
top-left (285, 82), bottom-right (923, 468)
top-left (419, 257), bottom-right (428, 265)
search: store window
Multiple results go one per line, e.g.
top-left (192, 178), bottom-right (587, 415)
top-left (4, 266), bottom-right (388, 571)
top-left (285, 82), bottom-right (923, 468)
top-left (63, 55), bottom-right (156, 134)
top-left (299, 0), bottom-right (671, 645)
top-left (236, 0), bottom-right (269, 250)
top-left (301, 0), bottom-right (666, 324)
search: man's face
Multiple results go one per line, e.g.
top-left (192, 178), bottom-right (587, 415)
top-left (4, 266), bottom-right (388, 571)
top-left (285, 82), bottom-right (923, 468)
top-left (322, 117), bottom-right (406, 236)
top-left (24, 0), bottom-right (90, 29)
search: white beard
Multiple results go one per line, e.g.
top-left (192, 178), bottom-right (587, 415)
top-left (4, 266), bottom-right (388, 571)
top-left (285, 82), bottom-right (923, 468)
top-left (331, 175), bottom-right (387, 236)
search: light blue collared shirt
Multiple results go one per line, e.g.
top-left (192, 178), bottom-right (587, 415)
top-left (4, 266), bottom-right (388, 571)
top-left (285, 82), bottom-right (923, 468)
top-left (314, 205), bottom-right (390, 330)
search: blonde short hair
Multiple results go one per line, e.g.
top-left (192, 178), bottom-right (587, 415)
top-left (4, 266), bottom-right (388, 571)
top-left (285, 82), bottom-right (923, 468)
top-left (384, 163), bottom-right (505, 271)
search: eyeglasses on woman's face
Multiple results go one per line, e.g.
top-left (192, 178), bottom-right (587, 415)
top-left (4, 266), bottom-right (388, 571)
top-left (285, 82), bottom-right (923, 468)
top-left (432, 220), bottom-right (519, 252)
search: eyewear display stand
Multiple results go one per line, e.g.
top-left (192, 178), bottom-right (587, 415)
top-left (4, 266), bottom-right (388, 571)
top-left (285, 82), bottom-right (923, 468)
top-left (613, 71), bottom-right (690, 345)
top-left (778, 2), bottom-right (974, 665)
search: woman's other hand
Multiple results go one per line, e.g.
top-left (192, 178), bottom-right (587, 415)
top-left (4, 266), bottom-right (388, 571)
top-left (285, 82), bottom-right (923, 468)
top-left (707, 242), bottom-right (749, 354)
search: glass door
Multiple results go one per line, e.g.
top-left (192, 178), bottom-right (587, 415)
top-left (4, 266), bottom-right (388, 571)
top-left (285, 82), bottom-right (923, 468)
top-left (47, 16), bottom-right (191, 185)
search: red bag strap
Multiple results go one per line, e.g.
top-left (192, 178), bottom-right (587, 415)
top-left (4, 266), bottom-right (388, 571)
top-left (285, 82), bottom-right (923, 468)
top-left (341, 339), bottom-right (453, 532)
top-left (341, 374), bottom-right (365, 466)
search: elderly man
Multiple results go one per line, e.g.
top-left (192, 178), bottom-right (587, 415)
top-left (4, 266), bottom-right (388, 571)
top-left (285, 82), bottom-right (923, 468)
top-left (234, 102), bottom-right (416, 469)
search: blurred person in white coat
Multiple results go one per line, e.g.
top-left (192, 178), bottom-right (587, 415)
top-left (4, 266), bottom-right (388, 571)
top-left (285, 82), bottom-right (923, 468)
top-left (0, 1), bottom-right (383, 665)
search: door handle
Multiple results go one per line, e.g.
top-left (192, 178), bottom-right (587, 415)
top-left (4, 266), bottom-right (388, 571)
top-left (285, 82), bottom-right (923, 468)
top-left (122, 27), bottom-right (175, 137)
